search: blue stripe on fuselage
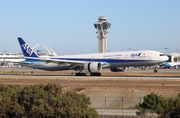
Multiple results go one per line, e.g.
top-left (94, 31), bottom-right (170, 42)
top-left (24, 57), bottom-right (154, 64)
top-left (50, 57), bottom-right (150, 63)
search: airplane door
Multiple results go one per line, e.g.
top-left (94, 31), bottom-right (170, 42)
top-left (148, 53), bottom-right (152, 59)
top-left (125, 54), bottom-right (128, 61)
top-left (91, 57), bottom-right (94, 62)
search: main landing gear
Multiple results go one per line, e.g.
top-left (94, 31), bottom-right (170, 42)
top-left (75, 68), bottom-right (87, 76)
top-left (90, 72), bottom-right (101, 76)
top-left (75, 72), bottom-right (101, 76)
top-left (75, 73), bottom-right (86, 76)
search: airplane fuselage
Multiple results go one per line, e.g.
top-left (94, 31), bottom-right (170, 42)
top-left (50, 50), bottom-right (167, 66)
top-left (26, 50), bottom-right (168, 71)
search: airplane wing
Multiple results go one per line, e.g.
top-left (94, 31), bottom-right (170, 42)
top-left (25, 57), bottom-right (85, 64)
top-left (9, 61), bottom-right (31, 66)
top-left (24, 57), bottom-right (108, 67)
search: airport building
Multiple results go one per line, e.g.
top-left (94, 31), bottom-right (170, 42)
top-left (94, 16), bottom-right (111, 53)
top-left (167, 53), bottom-right (180, 62)
top-left (0, 53), bottom-right (24, 62)
top-left (32, 44), bottom-right (57, 56)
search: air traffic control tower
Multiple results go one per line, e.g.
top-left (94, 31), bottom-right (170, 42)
top-left (94, 16), bottom-right (111, 53)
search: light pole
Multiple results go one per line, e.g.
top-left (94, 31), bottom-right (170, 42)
top-left (164, 48), bottom-right (168, 54)
top-left (177, 49), bottom-right (179, 53)
top-left (3, 50), bottom-right (6, 54)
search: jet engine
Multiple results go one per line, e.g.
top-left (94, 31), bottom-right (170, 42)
top-left (0, 61), bottom-right (6, 66)
top-left (110, 67), bottom-right (127, 72)
top-left (84, 62), bottom-right (102, 73)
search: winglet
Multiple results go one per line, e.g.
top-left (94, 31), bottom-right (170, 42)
top-left (17, 37), bottom-right (39, 58)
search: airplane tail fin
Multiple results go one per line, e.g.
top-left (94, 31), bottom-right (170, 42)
top-left (0, 58), bottom-right (6, 66)
top-left (17, 37), bottom-right (39, 58)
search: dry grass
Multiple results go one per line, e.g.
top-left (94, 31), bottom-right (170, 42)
top-left (0, 69), bottom-right (180, 98)
top-left (1, 68), bottom-right (180, 76)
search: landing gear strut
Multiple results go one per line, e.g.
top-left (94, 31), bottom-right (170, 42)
top-left (75, 68), bottom-right (101, 76)
top-left (75, 68), bottom-right (87, 76)
top-left (154, 64), bottom-right (159, 73)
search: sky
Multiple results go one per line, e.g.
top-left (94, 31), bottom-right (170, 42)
top-left (0, 0), bottom-right (180, 55)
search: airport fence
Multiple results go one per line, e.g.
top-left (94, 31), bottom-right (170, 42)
top-left (96, 108), bottom-right (158, 118)
top-left (89, 96), bottom-right (158, 118)
top-left (90, 96), bottom-right (143, 109)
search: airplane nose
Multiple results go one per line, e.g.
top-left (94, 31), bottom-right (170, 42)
top-left (165, 56), bottom-right (169, 61)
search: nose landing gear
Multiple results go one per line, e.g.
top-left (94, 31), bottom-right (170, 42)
top-left (154, 64), bottom-right (159, 73)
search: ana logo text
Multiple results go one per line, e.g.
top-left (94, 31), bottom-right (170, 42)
top-left (21, 43), bottom-right (33, 56)
top-left (130, 53), bottom-right (141, 57)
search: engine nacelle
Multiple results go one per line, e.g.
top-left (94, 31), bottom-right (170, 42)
top-left (0, 62), bottom-right (6, 66)
top-left (84, 62), bottom-right (102, 73)
top-left (110, 67), bottom-right (127, 72)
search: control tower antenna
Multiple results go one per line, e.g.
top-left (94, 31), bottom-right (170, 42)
top-left (94, 16), bottom-right (111, 53)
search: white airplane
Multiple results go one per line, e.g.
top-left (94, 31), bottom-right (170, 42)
top-left (0, 61), bottom-right (5, 66)
top-left (17, 37), bottom-right (168, 76)
top-left (0, 53), bottom-right (24, 62)
top-left (0, 53), bottom-right (24, 67)
top-left (160, 62), bottom-right (180, 69)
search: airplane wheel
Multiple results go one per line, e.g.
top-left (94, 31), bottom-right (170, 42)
top-left (75, 73), bottom-right (86, 76)
top-left (90, 73), bottom-right (101, 76)
top-left (154, 70), bottom-right (158, 73)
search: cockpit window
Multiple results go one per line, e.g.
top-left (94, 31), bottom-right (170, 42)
top-left (160, 54), bottom-right (166, 56)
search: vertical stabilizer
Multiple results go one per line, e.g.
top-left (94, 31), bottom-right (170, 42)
top-left (17, 37), bottom-right (39, 58)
